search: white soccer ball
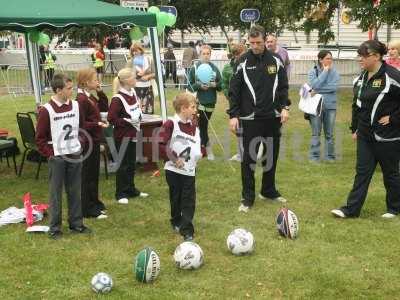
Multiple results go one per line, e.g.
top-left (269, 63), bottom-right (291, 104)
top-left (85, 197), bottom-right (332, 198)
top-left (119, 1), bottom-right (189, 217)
top-left (173, 241), bottom-right (204, 270)
top-left (134, 247), bottom-right (161, 283)
top-left (91, 272), bottom-right (113, 294)
top-left (226, 228), bottom-right (255, 255)
top-left (276, 208), bottom-right (299, 239)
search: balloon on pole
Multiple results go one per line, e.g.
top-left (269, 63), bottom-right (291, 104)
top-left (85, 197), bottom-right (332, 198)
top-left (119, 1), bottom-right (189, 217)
top-left (129, 27), bottom-right (144, 40)
top-left (38, 33), bottom-right (50, 46)
top-left (157, 12), bottom-right (169, 26)
top-left (28, 30), bottom-right (40, 43)
top-left (148, 6), bottom-right (160, 15)
top-left (165, 13), bottom-right (177, 27)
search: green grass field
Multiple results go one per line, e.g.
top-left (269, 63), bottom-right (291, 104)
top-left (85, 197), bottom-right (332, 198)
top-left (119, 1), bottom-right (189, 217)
top-left (1, 88), bottom-right (399, 299)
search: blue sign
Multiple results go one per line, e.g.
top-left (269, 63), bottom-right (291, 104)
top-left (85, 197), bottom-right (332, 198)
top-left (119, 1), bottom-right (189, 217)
top-left (240, 9), bottom-right (260, 23)
top-left (160, 5), bottom-right (177, 17)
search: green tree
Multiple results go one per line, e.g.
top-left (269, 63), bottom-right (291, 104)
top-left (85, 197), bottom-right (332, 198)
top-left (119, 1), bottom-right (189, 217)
top-left (343, 0), bottom-right (400, 39)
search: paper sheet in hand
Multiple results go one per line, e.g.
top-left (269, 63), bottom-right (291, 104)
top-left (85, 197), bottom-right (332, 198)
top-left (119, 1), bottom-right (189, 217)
top-left (298, 84), bottom-right (323, 116)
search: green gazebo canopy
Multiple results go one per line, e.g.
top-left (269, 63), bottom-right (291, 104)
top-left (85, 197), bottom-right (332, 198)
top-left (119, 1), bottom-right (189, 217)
top-left (0, 0), bottom-right (167, 120)
top-left (0, 0), bottom-right (157, 32)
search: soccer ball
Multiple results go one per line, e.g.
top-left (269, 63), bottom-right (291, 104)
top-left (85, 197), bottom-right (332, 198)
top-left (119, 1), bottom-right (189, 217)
top-left (173, 241), bottom-right (204, 270)
top-left (134, 247), bottom-right (161, 283)
top-left (276, 208), bottom-right (299, 239)
top-left (226, 228), bottom-right (255, 255)
top-left (91, 272), bottom-right (113, 294)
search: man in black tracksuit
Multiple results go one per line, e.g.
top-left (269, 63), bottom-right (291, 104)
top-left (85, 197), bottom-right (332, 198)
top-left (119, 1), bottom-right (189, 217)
top-left (332, 40), bottom-right (400, 218)
top-left (228, 25), bottom-right (290, 212)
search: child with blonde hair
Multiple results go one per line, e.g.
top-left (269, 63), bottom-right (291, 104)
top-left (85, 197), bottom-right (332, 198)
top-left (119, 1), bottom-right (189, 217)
top-left (159, 93), bottom-right (202, 241)
top-left (108, 68), bottom-right (148, 204)
top-left (76, 67), bottom-right (109, 219)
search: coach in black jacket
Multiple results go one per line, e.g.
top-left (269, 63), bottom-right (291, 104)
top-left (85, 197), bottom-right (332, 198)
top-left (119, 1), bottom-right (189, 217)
top-left (332, 40), bottom-right (400, 219)
top-left (228, 25), bottom-right (290, 212)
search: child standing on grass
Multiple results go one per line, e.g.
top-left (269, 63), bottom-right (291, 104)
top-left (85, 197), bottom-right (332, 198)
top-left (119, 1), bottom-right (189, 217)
top-left (35, 73), bottom-right (91, 239)
top-left (107, 68), bottom-right (149, 204)
top-left (159, 93), bottom-right (202, 241)
top-left (76, 68), bottom-right (109, 219)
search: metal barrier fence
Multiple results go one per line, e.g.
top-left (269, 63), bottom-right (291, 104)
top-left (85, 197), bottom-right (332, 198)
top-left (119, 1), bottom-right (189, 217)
top-left (0, 64), bottom-right (33, 97)
top-left (0, 58), bottom-right (362, 97)
top-left (162, 58), bottom-right (361, 89)
top-left (0, 59), bottom-right (128, 97)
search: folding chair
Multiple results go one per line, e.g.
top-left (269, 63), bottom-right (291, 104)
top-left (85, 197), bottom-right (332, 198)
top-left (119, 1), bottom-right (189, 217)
top-left (16, 112), bottom-right (46, 179)
top-left (0, 139), bottom-right (17, 174)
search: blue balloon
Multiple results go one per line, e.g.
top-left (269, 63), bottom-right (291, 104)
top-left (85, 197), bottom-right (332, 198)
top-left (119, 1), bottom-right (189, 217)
top-left (196, 63), bottom-right (213, 84)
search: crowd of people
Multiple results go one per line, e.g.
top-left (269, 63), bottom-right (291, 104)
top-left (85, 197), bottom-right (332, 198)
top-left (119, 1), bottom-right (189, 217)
top-left (33, 24), bottom-right (400, 241)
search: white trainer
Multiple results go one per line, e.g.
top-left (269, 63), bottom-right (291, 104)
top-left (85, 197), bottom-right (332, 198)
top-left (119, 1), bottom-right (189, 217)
top-left (117, 198), bottom-right (129, 204)
top-left (238, 204), bottom-right (250, 213)
top-left (229, 153), bottom-right (241, 162)
top-left (96, 214), bottom-right (108, 219)
top-left (331, 209), bottom-right (346, 218)
top-left (382, 212), bottom-right (396, 219)
top-left (259, 194), bottom-right (287, 203)
top-left (206, 145), bottom-right (215, 161)
top-left (139, 192), bottom-right (149, 198)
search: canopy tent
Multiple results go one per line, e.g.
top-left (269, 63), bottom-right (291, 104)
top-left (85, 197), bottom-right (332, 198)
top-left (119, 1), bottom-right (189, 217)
top-left (0, 0), bottom-right (168, 120)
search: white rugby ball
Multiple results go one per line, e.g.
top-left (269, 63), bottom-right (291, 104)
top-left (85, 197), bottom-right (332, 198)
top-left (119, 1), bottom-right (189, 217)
top-left (276, 208), bottom-right (299, 239)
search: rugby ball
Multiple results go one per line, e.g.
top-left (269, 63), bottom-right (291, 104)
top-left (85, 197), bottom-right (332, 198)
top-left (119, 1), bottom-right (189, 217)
top-left (276, 208), bottom-right (299, 239)
top-left (134, 247), bottom-right (161, 283)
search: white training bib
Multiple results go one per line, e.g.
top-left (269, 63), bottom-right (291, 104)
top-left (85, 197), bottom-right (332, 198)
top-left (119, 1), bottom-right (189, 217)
top-left (114, 92), bottom-right (142, 124)
top-left (44, 100), bottom-right (81, 156)
top-left (164, 116), bottom-right (201, 176)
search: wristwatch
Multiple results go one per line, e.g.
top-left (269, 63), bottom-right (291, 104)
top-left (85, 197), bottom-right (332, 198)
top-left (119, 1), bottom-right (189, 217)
top-left (282, 106), bottom-right (290, 111)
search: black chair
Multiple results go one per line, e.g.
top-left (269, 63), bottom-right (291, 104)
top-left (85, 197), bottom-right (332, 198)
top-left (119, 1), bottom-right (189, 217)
top-left (100, 125), bottom-right (114, 180)
top-left (0, 139), bottom-right (17, 174)
top-left (16, 112), bottom-right (46, 179)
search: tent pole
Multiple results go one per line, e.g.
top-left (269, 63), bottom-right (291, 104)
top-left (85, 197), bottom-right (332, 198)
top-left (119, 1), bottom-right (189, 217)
top-left (148, 27), bottom-right (167, 121)
top-left (25, 33), bottom-right (42, 107)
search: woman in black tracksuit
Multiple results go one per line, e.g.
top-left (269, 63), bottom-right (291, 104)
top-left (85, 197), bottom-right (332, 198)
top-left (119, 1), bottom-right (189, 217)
top-left (331, 40), bottom-right (400, 219)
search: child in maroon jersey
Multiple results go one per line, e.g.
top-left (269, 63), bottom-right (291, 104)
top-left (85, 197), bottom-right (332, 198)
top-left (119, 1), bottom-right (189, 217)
top-left (107, 68), bottom-right (149, 204)
top-left (76, 68), bottom-right (109, 219)
top-left (159, 93), bottom-right (202, 241)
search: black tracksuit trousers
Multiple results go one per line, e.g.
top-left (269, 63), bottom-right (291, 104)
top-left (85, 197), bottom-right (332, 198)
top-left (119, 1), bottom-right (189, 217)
top-left (165, 170), bottom-right (196, 237)
top-left (241, 118), bottom-right (281, 207)
top-left (341, 138), bottom-right (400, 217)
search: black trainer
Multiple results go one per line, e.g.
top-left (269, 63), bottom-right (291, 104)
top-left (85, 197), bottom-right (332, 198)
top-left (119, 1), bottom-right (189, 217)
top-left (172, 225), bottom-right (180, 233)
top-left (69, 225), bottom-right (92, 234)
top-left (183, 234), bottom-right (193, 241)
top-left (48, 230), bottom-right (63, 240)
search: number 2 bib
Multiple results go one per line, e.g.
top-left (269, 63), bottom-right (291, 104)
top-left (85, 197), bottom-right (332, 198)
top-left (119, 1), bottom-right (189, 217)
top-left (44, 100), bottom-right (81, 156)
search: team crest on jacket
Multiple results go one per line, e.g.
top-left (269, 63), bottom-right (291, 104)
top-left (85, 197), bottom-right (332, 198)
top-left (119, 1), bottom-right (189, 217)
top-left (267, 65), bottom-right (277, 74)
top-left (372, 79), bottom-right (382, 88)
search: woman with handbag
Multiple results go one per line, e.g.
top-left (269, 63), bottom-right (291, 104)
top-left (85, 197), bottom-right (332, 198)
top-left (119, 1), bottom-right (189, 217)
top-left (307, 50), bottom-right (340, 162)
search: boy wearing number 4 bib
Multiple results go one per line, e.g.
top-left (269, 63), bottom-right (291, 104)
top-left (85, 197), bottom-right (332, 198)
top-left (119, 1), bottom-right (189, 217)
top-left (36, 74), bottom-right (91, 239)
top-left (159, 93), bottom-right (202, 241)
